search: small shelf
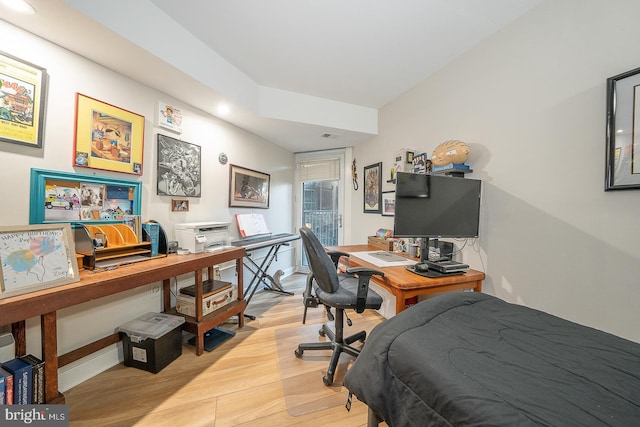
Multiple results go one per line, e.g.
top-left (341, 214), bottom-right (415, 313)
top-left (94, 246), bottom-right (152, 262)
top-left (431, 168), bottom-right (473, 177)
top-left (168, 288), bottom-right (247, 356)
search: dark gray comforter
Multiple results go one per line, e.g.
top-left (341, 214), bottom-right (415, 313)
top-left (343, 292), bottom-right (640, 426)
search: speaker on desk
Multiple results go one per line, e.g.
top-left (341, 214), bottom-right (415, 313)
top-left (0, 332), bottom-right (15, 363)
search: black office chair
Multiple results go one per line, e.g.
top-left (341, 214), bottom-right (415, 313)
top-left (294, 227), bottom-right (384, 386)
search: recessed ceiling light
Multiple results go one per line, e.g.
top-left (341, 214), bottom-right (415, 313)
top-left (616, 129), bottom-right (624, 133)
top-left (217, 105), bottom-right (230, 115)
top-left (0, 0), bottom-right (35, 14)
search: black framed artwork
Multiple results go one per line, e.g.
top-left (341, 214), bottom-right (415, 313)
top-left (156, 134), bottom-right (201, 197)
top-left (606, 66), bottom-right (640, 190)
top-left (363, 162), bottom-right (382, 213)
top-left (381, 191), bottom-right (395, 216)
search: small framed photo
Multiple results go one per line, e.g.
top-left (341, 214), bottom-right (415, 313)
top-left (406, 151), bottom-right (415, 163)
top-left (381, 191), bottom-right (395, 216)
top-left (171, 199), bottom-right (189, 212)
top-left (73, 93), bottom-right (145, 175)
top-left (0, 224), bottom-right (80, 299)
top-left (157, 101), bottom-right (183, 134)
top-left (363, 162), bottom-right (382, 213)
top-left (229, 164), bottom-right (270, 209)
top-left (412, 152), bottom-right (428, 174)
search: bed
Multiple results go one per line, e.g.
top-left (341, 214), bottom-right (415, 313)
top-left (343, 292), bottom-right (640, 426)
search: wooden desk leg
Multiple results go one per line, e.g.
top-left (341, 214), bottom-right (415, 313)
top-left (473, 280), bottom-right (482, 292)
top-left (194, 269), bottom-right (204, 356)
top-left (195, 333), bottom-right (205, 356)
top-left (237, 258), bottom-right (244, 328)
top-left (395, 291), bottom-right (406, 314)
top-left (42, 312), bottom-right (63, 403)
top-left (162, 278), bottom-right (171, 312)
top-left (11, 320), bottom-right (26, 356)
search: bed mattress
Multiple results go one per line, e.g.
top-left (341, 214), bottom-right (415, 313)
top-left (344, 292), bottom-right (640, 426)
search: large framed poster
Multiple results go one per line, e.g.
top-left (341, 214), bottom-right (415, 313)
top-left (0, 51), bottom-right (48, 148)
top-left (73, 93), bottom-right (145, 175)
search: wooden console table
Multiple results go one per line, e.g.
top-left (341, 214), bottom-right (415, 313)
top-left (331, 244), bottom-right (485, 314)
top-left (0, 248), bottom-right (246, 404)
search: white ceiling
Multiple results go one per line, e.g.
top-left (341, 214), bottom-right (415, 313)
top-left (3, 0), bottom-right (541, 152)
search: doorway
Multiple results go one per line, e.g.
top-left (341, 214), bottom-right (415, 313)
top-left (294, 149), bottom-right (350, 271)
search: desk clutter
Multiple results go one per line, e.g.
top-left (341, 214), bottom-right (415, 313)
top-left (74, 221), bottom-right (168, 270)
top-left (368, 229), bottom-right (454, 261)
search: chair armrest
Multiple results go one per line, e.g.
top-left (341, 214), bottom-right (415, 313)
top-left (326, 250), bottom-right (350, 268)
top-left (346, 267), bottom-right (384, 313)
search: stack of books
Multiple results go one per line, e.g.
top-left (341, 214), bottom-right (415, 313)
top-left (0, 354), bottom-right (44, 405)
top-left (431, 162), bottom-right (470, 172)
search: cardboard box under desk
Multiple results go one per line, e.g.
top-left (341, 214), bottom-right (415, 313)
top-left (368, 236), bottom-right (394, 251)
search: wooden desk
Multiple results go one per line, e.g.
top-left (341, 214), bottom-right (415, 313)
top-left (332, 244), bottom-right (485, 314)
top-left (0, 248), bottom-right (246, 403)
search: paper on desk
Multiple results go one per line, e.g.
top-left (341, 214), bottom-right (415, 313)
top-left (349, 251), bottom-right (415, 267)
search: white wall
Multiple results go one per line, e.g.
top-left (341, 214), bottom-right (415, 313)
top-left (0, 20), bottom-right (295, 391)
top-left (351, 0), bottom-right (640, 343)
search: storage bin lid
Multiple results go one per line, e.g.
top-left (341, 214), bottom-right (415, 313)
top-left (118, 312), bottom-right (185, 341)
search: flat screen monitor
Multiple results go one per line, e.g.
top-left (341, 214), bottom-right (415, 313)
top-left (394, 173), bottom-right (481, 240)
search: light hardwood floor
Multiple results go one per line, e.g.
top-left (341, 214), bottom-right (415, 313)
top-left (65, 273), bottom-right (386, 426)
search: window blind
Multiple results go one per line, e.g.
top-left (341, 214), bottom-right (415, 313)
top-left (296, 157), bottom-right (340, 182)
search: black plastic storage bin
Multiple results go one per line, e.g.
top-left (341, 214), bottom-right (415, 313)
top-left (118, 312), bottom-right (185, 373)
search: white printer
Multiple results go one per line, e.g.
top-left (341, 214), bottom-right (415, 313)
top-left (174, 221), bottom-right (230, 254)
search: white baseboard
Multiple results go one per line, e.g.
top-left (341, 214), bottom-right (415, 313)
top-left (58, 344), bottom-right (122, 393)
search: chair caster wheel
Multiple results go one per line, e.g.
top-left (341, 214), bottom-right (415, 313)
top-left (294, 348), bottom-right (303, 358)
top-left (360, 332), bottom-right (367, 343)
top-left (323, 374), bottom-right (333, 386)
top-left (319, 328), bottom-right (326, 337)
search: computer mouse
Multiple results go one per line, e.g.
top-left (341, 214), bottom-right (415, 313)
top-left (415, 263), bottom-right (429, 272)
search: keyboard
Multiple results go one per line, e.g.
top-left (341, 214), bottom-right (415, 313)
top-left (231, 233), bottom-right (299, 250)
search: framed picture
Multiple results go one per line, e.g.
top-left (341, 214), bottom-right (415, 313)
top-left (171, 199), bottom-right (189, 212)
top-left (606, 66), bottom-right (640, 190)
top-left (0, 51), bottom-right (48, 148)
top-left (157, 134), bottom-right (201, 197)
top-left (363, 162), bottom-right (382, 213)
top-left (229, 164), bottom-right (270, 209)
top-left (406, 151), bottom-right (415, 163)
top-left (157, 101), bottom-right (183, 134)
top-left (412, 152), bottom-right (430, 174)
top-left (73, 93), bottom-right (145, 175)
top-left (381, 191), bottom-right (396, 216)
top-left (29, 168), bottom-right (142, 224)
top-left (0, 223), bottom-right (80, 299)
